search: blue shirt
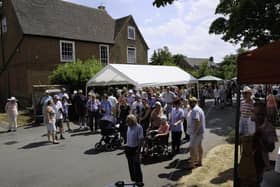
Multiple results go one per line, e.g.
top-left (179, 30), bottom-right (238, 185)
top-left (127, 124), bottom-right (144, 147)
top-left (100, 100), bottom-right (112, 116)
top-left (170, 107), bottom-right (184, 132)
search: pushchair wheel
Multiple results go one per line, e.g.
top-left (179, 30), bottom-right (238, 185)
top-left (105, 144), bottom-right (114, 152)
top-left (95, 142), bottom-right (102, 151)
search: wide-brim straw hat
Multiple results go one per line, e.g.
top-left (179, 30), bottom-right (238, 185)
top-left (189, 97), bottom-right (198, 103)
top-left (241, 86), bottom-right (253, 94)
top-left (8, 96), bottom-right (17, 101)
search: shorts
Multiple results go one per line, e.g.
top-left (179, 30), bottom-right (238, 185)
top-left (56, 119), bottom-right (63, 128)
top-left (47, 121), bottom-right (56, 132)
top-left (189, 134), bottom-right (203, 148)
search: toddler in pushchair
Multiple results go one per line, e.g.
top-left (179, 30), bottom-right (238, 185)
top-left (94, 115), bottom-right (123, 151)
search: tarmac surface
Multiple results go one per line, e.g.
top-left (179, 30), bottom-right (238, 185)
top-left (0, 101), bottom-right (253, 187)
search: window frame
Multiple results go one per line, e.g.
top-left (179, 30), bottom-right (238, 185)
top-left (59, 40), bottom-right (75, 62)
top-left (127, 47), bottom-right (136, 64)
top-left (128, 26), bottom-right (136, 40)
top-left (99, 44), bottom-right (110, 65)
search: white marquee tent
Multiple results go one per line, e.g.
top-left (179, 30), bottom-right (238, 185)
top-left (198, 75), bottom-right (223, 81)
top-left (86, 64), bottom-right (198, 90)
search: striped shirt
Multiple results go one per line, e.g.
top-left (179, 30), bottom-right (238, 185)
top-left (240, 100), bottom-right (253, 118)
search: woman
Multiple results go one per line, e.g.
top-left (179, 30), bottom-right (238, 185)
top-left (45, 100), bottom-right (59, 144)
top-left (149, 101), bottom-right (163, 130)
top-left (239, 86), bottom-right (254, 136)
top-left (5, 97), bottom-right (18, 132)
top-left (125, 114), bottom-right (144, 186)
top-left (139, 98), bottom-right (151, 137)
top-left (266, 89), bottom-right (279, 124)
top-left (118, 97), bottom-right (130, 144)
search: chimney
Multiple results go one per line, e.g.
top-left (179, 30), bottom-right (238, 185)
top-left (98, 5), bottom-right (106, 11)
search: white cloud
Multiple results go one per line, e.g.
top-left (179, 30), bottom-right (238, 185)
top-left (142, 0), bottom-right (238, 62)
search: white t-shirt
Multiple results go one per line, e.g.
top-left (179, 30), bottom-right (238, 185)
top-left (108, 95), bottom-right (118, 108)
top-left (54, 101), bottom-right (64, 120)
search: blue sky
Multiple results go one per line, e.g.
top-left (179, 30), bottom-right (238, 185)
top-left (63, 0), bottom-right (239, 62)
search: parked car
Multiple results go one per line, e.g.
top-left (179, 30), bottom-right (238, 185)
top-left (32, 85), bottom-right (65, 124)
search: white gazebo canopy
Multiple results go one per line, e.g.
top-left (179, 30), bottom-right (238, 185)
top-left (86, 64), bottom-right (198, 89)
top-left (198, 75), bottom-right (223, 81)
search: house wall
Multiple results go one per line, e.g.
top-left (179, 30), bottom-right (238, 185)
top-left (0, 0), bottom-right (24, 106)
top-left (111, 18), bottom-right (148, 64)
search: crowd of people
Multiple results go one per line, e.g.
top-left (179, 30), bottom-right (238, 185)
top-left (4, 83), bottom-right (280, 186)
top-left (38, 85), bottom-right (206, 186)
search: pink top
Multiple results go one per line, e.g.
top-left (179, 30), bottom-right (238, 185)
top-left (158, 123), bottom-right (169, 134)
top-left (267, 94), bottom-right (278, 108)
top-left (5, 102), bottom-right (18, 117)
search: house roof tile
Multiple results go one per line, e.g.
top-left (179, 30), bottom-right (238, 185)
top-left (11, 0), bottom-right (115, 44)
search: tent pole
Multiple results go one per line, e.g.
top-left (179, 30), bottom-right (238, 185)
top-left (233, 83), bottom-right (241, 187)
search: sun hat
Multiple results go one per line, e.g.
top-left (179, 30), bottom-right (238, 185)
top-left (189, 97), bottom-right (198, 103)
top-left (53, 95), bottom-right (59, 100)
top-left (155, 101), bottom-right (162, 107)
top-left (78, 89), bottom-right (83, 94)
top-left (241, 86), bottom-right (253, 94)
top-left (8, 96), bottom-right (17, 101)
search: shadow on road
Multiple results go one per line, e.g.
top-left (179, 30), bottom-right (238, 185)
top-left (205, 102), bottom-right (236, 138)
top-left (20, 141), bottom-right (50, 149)
top-left (24, 123), bottom-right (42, 129)
top-left (84, 148), bottom-right (102, 155)
top-left (210, 168), bottom-right (233, 185)
top-left (70, 131), bottom-right (98, 137)
top-left (4, 141), bottom-right (19, 145)
top-left (158, 158), bottom-right (192, 181)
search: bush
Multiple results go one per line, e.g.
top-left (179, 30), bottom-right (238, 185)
top-left (49, 58), bottom-right (104, 91)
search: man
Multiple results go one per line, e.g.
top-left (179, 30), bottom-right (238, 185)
top-left (108, 91), bottom-right (118, 118)
top-left (87, 94), bottom-right (100, 132)
top-left (169, 98), bottom-right (184, 155)
top-left (162, 87), bottom-right (176, 117)
top-left (125, 114), bottom-right (144, 187)
top-left (53, 95), bottom-right (65, 139)
top-left (187, 97), bottom-right (205, 168)
top-left (76, 90), bottom-right (87, 130)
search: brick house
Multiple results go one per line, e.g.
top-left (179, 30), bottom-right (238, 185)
top-left (0, 0), bottom-right (149, 103)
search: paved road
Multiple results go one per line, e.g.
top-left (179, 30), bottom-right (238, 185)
top-left (0, 102), bottom-right (235, 187)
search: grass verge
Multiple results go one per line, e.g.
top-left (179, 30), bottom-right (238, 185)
top-left (178, 144), bottom-right (234, 187)
top-left (0, 111), bottom-right (34, 128)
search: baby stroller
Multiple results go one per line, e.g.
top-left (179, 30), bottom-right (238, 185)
top-left (94, 115), bottom-right (123, 152)
top-left (142, 132), bottom-right (170, 158)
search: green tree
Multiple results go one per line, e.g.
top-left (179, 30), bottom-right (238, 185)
top-left (209, 0), bottom-right (280, 48)
top-left (49, 58), bottom-right (104, 90)
top-left (150, 46), bottom-right (175, 65)
top-left (190, 61), bottom-right (215, 78)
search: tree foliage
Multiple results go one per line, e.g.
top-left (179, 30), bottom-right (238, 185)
top-left (150, 46), bottom-right (175, 65)
top-left (153, 0), bottom-right (176, 7)
top-left (49, 58), bottom-right (104, 90)
top-left (209, 0), bottom-right (280, 48)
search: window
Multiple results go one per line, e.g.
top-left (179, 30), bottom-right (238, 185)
top-left (127, 47), bottom-right (136, 64)
top-left (128, 26), bottom-right (136, 40)
top-left (100, 45), bottom-right (109, 65)
top-left (60, 40), bottom-right (75, 62)
top-left (1, 17), bottom-right (7, 33)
